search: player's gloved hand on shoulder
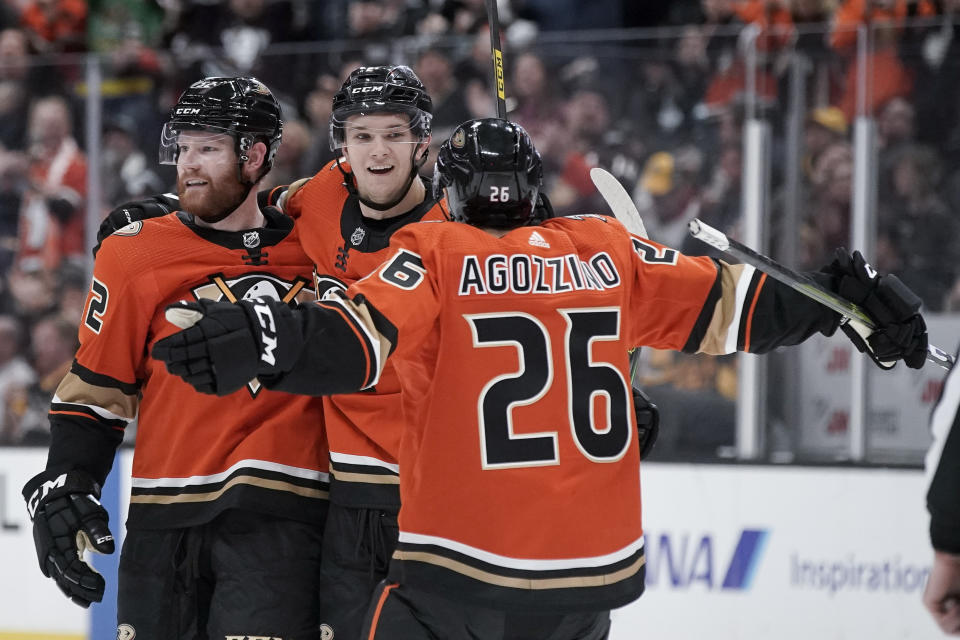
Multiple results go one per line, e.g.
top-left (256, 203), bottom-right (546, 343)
top-left (152, 298), bottom-right (304, 396)
top-left (820, 248), bottom-right (928, 370)
top-left (22, 469), bottom-right (115, 608)
top-left (94, 194), bottom-right (180, 256)
top-left (633, 386), bottom-right (660, 460)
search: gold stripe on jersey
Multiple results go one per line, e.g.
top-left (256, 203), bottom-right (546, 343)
top-left (330, 469), bottom-right (400, 484)
top-left (55, 371), bottom-right (138, 421)
top-left (393, 550), bottom-right (646, 590)
top-left (698, 262), bottom-right (750, 355)
top-left (130, 474), bottom-right (329, 504)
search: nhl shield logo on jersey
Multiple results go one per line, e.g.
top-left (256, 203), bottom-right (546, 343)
top-left (350, 226), bottom-right (366, 246)
top-left (242, 231), bottom-right (261, 248)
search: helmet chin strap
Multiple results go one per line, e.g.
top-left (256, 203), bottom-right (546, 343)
top-left (338, 145), bottom-right (429, 212)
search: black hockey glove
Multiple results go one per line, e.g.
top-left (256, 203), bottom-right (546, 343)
top-left (22, 469), bottom-right (115, 608)
top-left (633, 386), bottom-right (660, 460)
top-left (820, 248), bottom-right (928, 370)
top-left (93, 194), bottom-right (179, 256)
top-left (151, 298), bottom-right (304, 396)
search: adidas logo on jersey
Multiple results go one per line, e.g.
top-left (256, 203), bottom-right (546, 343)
top-left (528, 231), bottom-right (550, 248)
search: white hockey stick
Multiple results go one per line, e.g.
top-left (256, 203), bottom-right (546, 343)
top-left (688, 218), bottom-right (954, 370)
top-left (589, 167), bottom-right (650, 383)
top-left (590, 167), bottom-right (648, 238)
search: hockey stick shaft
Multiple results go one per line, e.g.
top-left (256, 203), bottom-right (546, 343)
top-left (484, 0), bottom-right (507, 118)
top-left (589, 167), bottom-right (648, 238)
top-left (587, 168), bottom-right (650, 383)
top-left (688, 218), bottom-right (954, 370)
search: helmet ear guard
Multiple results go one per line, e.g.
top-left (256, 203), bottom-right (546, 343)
top-left (433, 118), bottom-right (544, 230)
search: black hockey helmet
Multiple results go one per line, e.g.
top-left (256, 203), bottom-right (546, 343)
top-left (160, 76), bottom-right (283, 179)
top-left (433, 118), bottom-right (544, 230)
top-left (329, 65), bottom-right (433, 150)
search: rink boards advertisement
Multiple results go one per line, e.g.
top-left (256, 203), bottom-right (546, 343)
top-left (0, 454), bottom-right (942, 639)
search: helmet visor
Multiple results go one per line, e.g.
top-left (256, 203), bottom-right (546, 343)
top-left (329, 108), bottom-right (431, 151)
top-left (159, 123), bottom-right (238, 166)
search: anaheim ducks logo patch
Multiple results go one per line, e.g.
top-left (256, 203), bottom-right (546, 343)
top-left (114, 220), bottom-right (143, 237)
top-left (451, 128), bottom-right (466, 149)
top-left (117, 624), bottom-right (136, 640)
top-left (190, 273), bottom-right (314, 396)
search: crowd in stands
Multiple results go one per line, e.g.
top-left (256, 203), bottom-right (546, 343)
top-left (0, 0), bottom-right (958, 456)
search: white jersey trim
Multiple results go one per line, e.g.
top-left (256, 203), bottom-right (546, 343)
top-left (398, 531), bottom-right (645, 571)
top-left (131, 458), bottom-right (330, 488)
top-left (329, 451), bottom-right (400, 474)
top-left (52, 395), bottom-right (135, 423)
top-left (724, 264), bottom-right (756, 354)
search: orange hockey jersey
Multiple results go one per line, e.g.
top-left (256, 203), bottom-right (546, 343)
top-left (274, 213), bottom-right (837, 611)
top-left (47, 208), bottom-right (328, 530)
top-left (281, 159), bottom-right (447, 508)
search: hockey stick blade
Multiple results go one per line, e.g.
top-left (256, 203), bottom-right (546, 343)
top-left (590, 168), bottom-right (648, 239)
top-left (688, 218), bottom-right (954, 370)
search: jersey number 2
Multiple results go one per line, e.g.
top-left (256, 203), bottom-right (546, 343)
top-left (465, 308), bottom-right (631, 469)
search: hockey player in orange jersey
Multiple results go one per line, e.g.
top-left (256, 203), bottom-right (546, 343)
top-left (154, 117), bottom-right (929, 637)
top-left (21, 78), bottom-right (330, 639)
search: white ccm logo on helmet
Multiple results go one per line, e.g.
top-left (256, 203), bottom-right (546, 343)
top-left (351, 84), bottom-right (384, 94)
top-left (174, 107), bottom-right (202, 115)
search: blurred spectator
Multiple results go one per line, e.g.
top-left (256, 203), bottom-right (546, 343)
top-left (0, 149), bottom-right (28, 272)
top-left (519, 0), bottom-right (624, 31)
top-left (800, 141), bottom-right (853, 267)
top-left (300, 72), bottom-right (340, 173)
top-left (55, 261), bottom-right (88, 325)
top-left (693, 142), bottom-right (742, 248)
top-left (101, 114), bottom-right (164, 208)
top-left (261, 118), bottom-right (310, 192)
top-left (804, 106), bottom-right (848, 181)
top-left (509, 50), bottom-right (563, 141)
top-left (877, 96), bottom-right (917, 201)
top-left (19, 0), bottom-right (87, 54)
top-left (88, 0), bottom-right (165, 52)
top-left (835, 27), bottom-right (915, 121)
top-left (7, 265), bottom-right (58, 323)
top-left (829, 0), bottom-right (936, 52)
top-left (464, 75), bottom-right (494, 120)
top-left (633, 147), bottom-right (704, 249)
top-left (643, 350), bottom-right (737, 460)
top-left (0, 314), bottom-right (35, 445)
top-left (166, 0), bottom-right (300, 90)
top-left (436, 0), bottom-right (494, 35)
top-left (415, 46), bottom-right (471, 137)
top-left (4, 312), bottom-right (77, 445)
top-left (99, 32), bottom-right (170, 143)
top-left (17, 95), bottom-right (86, 272)
top-left (877, 145), bottom-right (959, 310)
top-left (877, 95), bottom-right (915, 150)
top-left (0, 27), bottom-right (64, 151)
top-left (541, 87), bottom-right (615, 214)
top-left (731, 0), bottom-right (796, 52)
